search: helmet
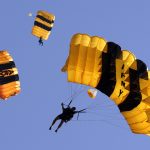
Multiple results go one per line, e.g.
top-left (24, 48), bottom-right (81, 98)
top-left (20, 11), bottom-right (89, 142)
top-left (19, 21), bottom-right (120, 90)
top-left (72, 107), bottom-right (76, 111)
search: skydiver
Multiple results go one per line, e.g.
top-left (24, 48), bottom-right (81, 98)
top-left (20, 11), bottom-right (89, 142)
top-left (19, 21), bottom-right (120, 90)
top-left (49, 102), bottom-right (86, 132)
top-left (39, 37), bottom-right (43, 46)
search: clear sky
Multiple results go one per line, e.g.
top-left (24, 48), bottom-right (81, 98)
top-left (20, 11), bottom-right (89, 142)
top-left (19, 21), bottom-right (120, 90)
top-left (0, 0), bottom-right (150, 149)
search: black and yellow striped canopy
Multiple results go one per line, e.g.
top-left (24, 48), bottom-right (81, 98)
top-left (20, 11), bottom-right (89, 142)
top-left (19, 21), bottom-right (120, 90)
top-left (62, 33), bottom-right (150, 136)
top-left (0, 50), bottom-right (20, 100)
top-left (32, 10), bottom-right (55, 40)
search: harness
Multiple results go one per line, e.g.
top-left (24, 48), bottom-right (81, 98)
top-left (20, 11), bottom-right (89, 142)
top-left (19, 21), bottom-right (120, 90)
top-left (60, 108), bottom-right (74, 122)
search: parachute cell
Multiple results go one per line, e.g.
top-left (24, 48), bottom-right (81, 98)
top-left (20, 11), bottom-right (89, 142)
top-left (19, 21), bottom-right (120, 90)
top-left (32, 10), bottom-right (55, 40)
top-left (62, 33), bottom-right (107, 87)
top-left (0, 50), bottom-right (20, 100)
top-left (62, 33), bottom-right (150, 135)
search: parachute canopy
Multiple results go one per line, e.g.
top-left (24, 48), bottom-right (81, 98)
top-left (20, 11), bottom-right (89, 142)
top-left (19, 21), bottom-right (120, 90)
top-left (31, 10), bottom-right (55, 40)
top-left (0, 50), bottom-right (20, 100)
top-left (28, 13), bottom-right (32, 17)
top-left (87, 89), bottom-right (98, 98)
top-left (62, 33), bottom-right (150, 136)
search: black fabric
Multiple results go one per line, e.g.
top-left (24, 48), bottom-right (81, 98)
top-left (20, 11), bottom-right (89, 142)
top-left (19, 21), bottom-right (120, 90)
top-left (36, 15), bottom-right (54, 24)
top-left (0, 75), bottom-right (19, 85)
top-left (118, 68), bottom-right (141, 112)
top-left (0, 61), bottom-right (15, 71)
top-left (137, 59), bottom-right (148, 79)
top-left (59, 108), bottom-right (75, 122)
top-left (34, 21), bottom-right (52, 31)
top-left (96, 42), bottom-right (122, 96)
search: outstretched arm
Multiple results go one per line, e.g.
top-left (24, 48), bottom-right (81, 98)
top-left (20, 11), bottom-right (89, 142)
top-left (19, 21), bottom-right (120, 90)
top-left (74, 108), bottom-right (87, 120)
top-left (61, 102), bottom-right (65, 110)
top-left (75, 108), bottom-right (87, 114)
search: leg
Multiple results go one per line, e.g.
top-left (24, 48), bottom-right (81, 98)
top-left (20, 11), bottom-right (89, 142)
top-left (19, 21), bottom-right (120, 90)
top-left (55, 120), bottom-right (64, 132)
top-left (49, 115), bottom-right (60, 130)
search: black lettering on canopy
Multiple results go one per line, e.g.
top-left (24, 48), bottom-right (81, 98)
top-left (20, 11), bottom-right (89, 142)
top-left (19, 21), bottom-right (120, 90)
top-left (121, 81), bottom-right (125, 87)
top-left (121, 64), bottom-right (124, 70)
top-left (121, 73), bottom-right (125, 78)
top-left (118, 89), bottom-right (123, 97)
top-left (0, 69), bottom-right (14, 77)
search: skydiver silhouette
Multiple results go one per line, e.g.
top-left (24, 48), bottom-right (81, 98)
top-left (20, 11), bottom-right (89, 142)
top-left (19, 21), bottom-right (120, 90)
top-left (49, 102), bottom-right (86, 132)
top-left (39, 37), bottom-right (43, 46)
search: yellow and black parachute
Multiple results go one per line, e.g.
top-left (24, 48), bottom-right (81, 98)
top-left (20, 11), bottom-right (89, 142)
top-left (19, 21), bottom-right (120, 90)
top-left (32, 10), bottom-right (55, 40)
top-left (62, 33), bottom-right (150, 135)
top-left (0, 50), bottom-right (20, 100)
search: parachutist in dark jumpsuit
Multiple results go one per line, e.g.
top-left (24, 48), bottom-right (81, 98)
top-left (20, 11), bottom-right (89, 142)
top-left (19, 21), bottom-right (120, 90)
top-left (49, 103), bottom-right (86, 132)
top-left (39, 37), bottom-right (43, 46)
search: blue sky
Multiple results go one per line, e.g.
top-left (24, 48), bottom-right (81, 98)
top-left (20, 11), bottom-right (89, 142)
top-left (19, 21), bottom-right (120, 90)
top-left (0, 0), bottom-right (150, 149)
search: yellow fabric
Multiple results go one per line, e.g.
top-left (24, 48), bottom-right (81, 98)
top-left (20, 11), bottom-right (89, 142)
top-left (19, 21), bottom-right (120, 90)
top-left (31, 10), bottom-right (55, 40)
top-left (62, 33), bottom-right (107, 87)
top-left (0, 50), bottom-right (21, 100)
top-left (38, 10), bottom-right (55, 20)
top-left (32, 26), bottom-right (50, 40)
